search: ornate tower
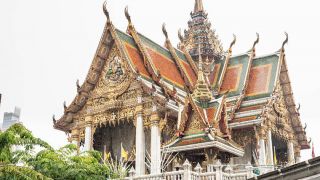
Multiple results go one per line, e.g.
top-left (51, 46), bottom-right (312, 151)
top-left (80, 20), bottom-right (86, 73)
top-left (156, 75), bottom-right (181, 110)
top-left (183, 0), bottom-right (223, 62)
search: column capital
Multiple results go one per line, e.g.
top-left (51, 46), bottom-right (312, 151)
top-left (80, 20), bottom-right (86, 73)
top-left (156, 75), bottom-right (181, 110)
top-left (71, 129), bottom-right (79, 139)
top-left (135, 105), bottom-right (143, 117)
top-left (150, 113), bottom-right (160, 126)
top-left (85, 116), bottom-right (93, 126)
top-left (257, 127), bottom-right (267, 140)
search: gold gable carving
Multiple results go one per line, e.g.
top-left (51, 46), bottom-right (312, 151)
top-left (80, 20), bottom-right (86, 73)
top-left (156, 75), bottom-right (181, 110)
top-left (261, 82), bottom-right (294, 142)
top-left (185, 112), bottom-right (206, 134)
top-left (72, 45), bottom-right (150, 128)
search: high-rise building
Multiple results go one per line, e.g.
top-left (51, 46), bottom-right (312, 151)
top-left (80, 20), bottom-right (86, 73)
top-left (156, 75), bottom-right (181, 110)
top-left (2, 107), bottom-right (21, 131)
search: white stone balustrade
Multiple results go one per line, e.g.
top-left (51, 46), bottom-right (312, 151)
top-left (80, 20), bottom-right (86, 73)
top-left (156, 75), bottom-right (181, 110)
top-left (121, 159), bottom-right (277, 180)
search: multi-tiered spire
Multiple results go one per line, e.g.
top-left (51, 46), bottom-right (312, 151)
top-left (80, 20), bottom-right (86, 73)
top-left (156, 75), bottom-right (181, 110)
top-left (192, 46), bottom-right (213, 105)
top-left (182, 0), bottom-right (223, 63)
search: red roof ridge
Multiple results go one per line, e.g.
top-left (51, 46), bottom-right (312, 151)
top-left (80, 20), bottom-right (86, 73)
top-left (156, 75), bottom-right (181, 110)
top-left (230, 33), bottom-right (260, 119)
top-left (162, 24), bottom-right (194, 93)
top-left (217, 35), bottom-right (236, 93)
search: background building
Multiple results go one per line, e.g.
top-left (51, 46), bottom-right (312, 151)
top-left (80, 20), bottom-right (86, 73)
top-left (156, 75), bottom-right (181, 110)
top-left (2, 106), bottom-right (21, 131)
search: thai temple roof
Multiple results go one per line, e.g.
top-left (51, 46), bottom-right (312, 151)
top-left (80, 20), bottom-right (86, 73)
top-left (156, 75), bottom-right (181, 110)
top-left (53, 0), bottom-right (309, 151)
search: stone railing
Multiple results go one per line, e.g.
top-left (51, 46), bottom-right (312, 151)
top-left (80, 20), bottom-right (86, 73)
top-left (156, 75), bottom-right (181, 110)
top-left (119, 159), bottom-right (276, 180)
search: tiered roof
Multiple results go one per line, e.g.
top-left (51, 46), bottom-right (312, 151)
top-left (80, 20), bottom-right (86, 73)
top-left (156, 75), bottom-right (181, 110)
top-left (53, 0), bottom-right (309, 151)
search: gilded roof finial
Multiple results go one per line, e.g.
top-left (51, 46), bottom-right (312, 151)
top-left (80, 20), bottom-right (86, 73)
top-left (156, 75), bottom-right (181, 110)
top-left (178, 29), bottom-right (184, 43)
top-left (252, 33), bottom-right (260, 50)
top-left (228, 34), bottom-right (236, 52)
top-left (282, 32), bottom-right (288, 49)
top-left (52, 115), bottom-right (56, 125)
top-left (102, 1), bottom-right (110, 22)
top-left (162, 23), bottom-right (168, 40)
top-left (192, 45), bottom-right (212, 103)
top-left (63, 101), bottom-right (67, 111)
top-left (125, 6), bottom-right (132, 25)
top-left (194, 0), bottom-right (204, 13)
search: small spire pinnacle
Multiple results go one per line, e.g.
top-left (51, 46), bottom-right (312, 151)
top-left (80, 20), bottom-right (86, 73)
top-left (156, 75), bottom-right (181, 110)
top-left (192, 45), bottom-right (212, 104)
top-left (194, 0), bottom-right (204, 13)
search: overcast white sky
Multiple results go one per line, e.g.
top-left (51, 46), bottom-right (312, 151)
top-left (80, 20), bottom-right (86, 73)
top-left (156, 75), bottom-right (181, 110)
top-left (0, 0), bottom-right (319, 161)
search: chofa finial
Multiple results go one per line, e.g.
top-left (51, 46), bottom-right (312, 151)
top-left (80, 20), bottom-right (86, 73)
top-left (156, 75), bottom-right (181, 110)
top-left (102, 1), bottom-right (110, 22)
top-left (162, 23), bottom-right (168, 40)
top-left (63, 101), bottom-right (67, 111)
top-left (76, 79), bottom-right (80, 91)
top-left (178, 29), bottom-right (184, 43)
top-left (229, 34), bottom-right (236, 50)
top-left (52, 115), bottom-right (56, 125)
top-left (125, 6), bottom-right (132, 24)
top-left (252, 32), bottom-right (260, 49)
top-left (282, 32), bottom-right (288, 49)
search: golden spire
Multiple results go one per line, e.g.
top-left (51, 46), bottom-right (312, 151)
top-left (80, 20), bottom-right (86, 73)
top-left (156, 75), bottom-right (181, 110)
top-left (192, 46), bottom-right (212, 104)
top-left (194, 0), bottom-right (204, 13)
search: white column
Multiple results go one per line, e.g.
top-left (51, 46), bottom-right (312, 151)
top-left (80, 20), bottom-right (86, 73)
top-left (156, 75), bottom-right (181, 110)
top-left (287, 141), bottom-right (295, 165)
top-left (295, 155), bottom-right (301, 163)
top-left (267, 130), bottom-right (274, 166)
top-left (72, 139), bottom-right (78, 145)
top-left (84, 126), bottom-right (92, 151)
top-left (83, 116), bottom-right (93, 152)
top-left (258, 139), bottom-right (266, 166)
top-left (135, 96), bottom-right (145, 175)
top-left (177, 104), bottom-right (184, 129)
top-left (150, 105), bottom-right (161, 174)
top-left (71, 129), bottom-right (79, 145)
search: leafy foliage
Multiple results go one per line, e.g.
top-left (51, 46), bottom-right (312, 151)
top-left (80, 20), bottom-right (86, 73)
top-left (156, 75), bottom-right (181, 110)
top-left (0, 165), bottom-right (51, 180)
top-left (0, 123), bottom-right (52, 164)
top-left (29, 145), bottom-right (112, 180)
top-left (0, 124), bottom-right (126, 179)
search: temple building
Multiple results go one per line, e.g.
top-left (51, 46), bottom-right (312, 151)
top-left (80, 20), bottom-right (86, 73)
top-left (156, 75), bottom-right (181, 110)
top-left (53, 0), bottom-right (309, 175)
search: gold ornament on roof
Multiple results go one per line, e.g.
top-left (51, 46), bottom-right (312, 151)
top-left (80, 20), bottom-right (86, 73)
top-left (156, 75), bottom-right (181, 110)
top-left (192, 46), bottom-right (212, 103)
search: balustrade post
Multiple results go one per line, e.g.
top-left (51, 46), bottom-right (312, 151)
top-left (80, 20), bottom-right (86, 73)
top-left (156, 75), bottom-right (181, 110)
top-left (224, 164), bottom-right (232, 174)
top-left (195, 163), bottom-right (202, 178)
top-left (183, 159), bottom-right (192, 180)
top-left (129, 167), bottom-right (136, 180)
top-left (245, 162), bottom-right (254, 179)
top-left (213, 160), bottom-right (223, 180)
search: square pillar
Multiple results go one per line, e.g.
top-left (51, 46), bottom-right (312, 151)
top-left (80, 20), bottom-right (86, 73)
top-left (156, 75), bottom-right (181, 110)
top-left (135, 96), bottom-right (145, 175)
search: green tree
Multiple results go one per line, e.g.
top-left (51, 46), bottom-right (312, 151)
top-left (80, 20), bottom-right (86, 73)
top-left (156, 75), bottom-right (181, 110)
top-left (0, 123), bottom-right (52, 179)
top-left (29, 144), bottom-right (113, 180)
top-left (0, 124), bottom-right (127, 180)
